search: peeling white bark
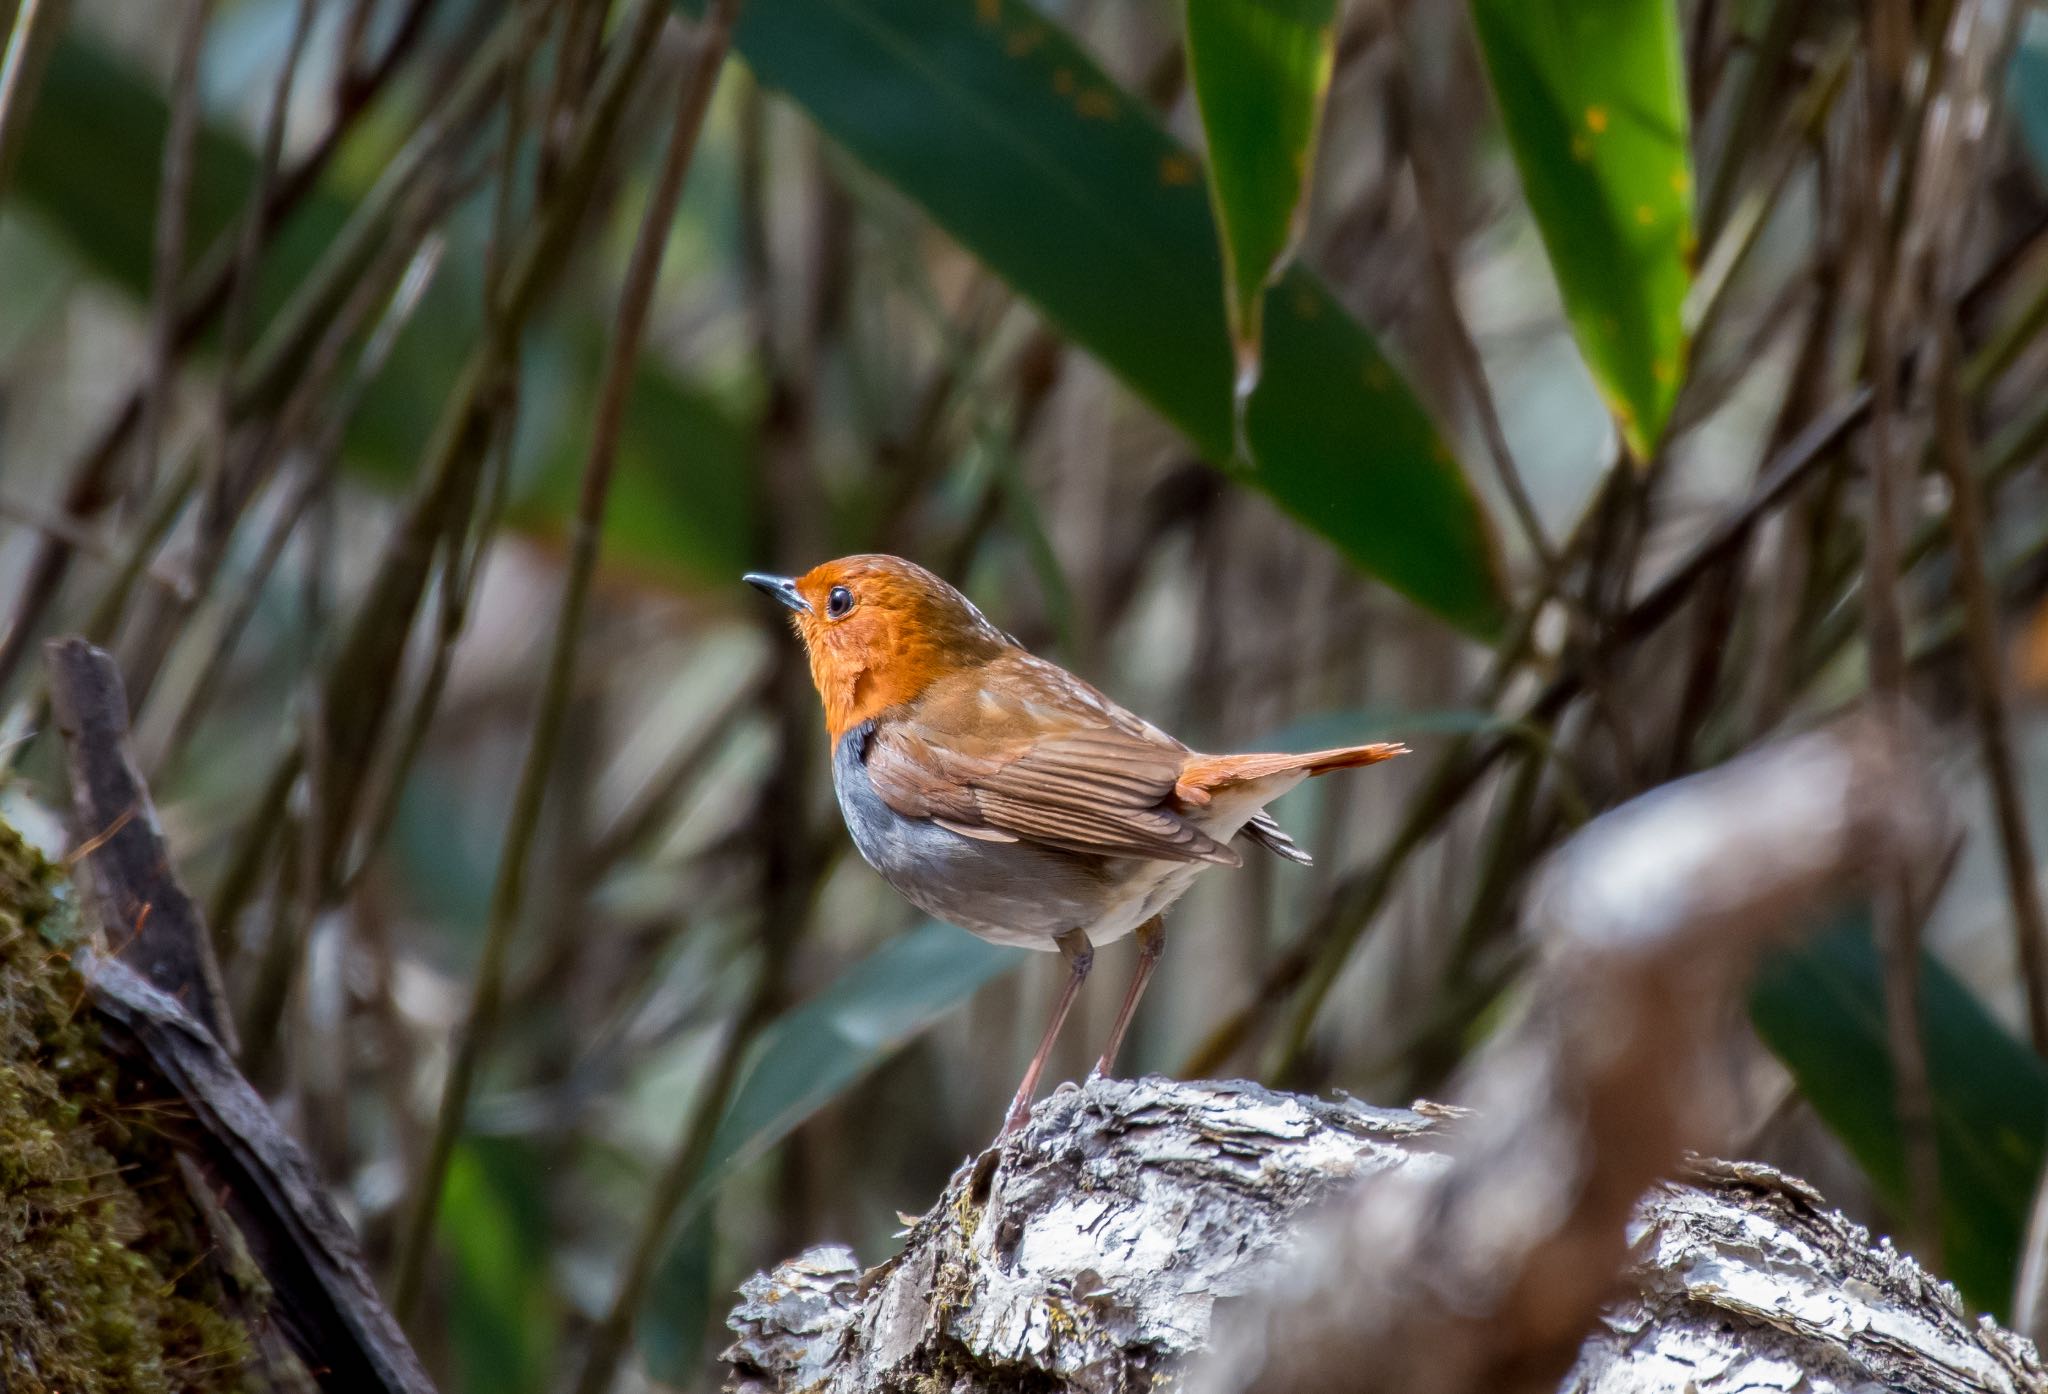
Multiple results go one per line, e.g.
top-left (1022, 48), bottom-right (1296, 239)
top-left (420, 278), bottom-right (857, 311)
top-left (724, 1077), bottom-right (2044, 1394)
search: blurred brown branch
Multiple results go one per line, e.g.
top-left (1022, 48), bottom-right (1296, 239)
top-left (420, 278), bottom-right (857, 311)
top-left (1194, 720), bottom-right (1938, 1394)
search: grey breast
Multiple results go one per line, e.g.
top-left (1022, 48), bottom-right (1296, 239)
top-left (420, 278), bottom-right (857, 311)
top-left (832, 722), bottom-right (1108, 949)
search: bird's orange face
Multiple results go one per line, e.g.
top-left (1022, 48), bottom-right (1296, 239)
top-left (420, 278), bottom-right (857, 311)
top-left (746, 555), bottom-right (1011, 741)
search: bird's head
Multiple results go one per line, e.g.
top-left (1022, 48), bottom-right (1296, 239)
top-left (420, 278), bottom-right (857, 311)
top-left (745, 554), bottom-right (1014, 741)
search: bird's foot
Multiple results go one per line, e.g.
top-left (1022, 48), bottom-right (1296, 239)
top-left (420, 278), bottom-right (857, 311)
top-left (998, 1094), bottom-right (1034, 1139)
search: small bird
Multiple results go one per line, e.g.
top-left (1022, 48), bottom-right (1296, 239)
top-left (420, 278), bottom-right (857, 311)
top-left (747, 555), bottom-right (1404, 1135)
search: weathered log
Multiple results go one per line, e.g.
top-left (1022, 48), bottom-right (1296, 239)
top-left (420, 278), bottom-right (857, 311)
top-left (723, 1074), bottom-right (2045, 1394)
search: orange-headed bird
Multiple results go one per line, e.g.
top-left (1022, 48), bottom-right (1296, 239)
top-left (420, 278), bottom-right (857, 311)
top-left (747, 555), bottom-right (1404, 1135)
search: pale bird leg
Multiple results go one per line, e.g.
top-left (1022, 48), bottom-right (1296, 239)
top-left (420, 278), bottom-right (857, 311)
top-left (1092, 916), bottom-right (1165, 1080)
top-left (1001, 927), bottom-right (1093, 1137)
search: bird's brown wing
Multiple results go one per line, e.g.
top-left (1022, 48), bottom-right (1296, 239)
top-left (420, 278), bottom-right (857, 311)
top-left (862, 654), bottom-right (1240, 866)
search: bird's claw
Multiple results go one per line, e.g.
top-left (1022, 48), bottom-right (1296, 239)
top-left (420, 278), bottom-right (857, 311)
top-left (999, 1098), bottom-right (1033, 1139)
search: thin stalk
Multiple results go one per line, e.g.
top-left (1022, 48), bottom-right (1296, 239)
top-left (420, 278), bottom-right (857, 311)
top-left (0, 495), bottom-right (189, 597)
top-left (237, 812), bottom-right (306, 1082)
top-left (1398, 743), bottom-right (1549, 1093)
top-left (1798, 369), bottom-right (2048, 681)
top-left (134, 0), bottom-right (218, 514)
top-left (1699, 0), bottom-right (1806, 240)
top-left (226, 14), bottom-right (520, 428)
top-left (2017, 1163), bottom-right (2048, 1349)
top-left (1683, 32), bottom-right (1855, 348)
top-left (571, 978), bottom-right (772, 1394)
top-left (1964, 250), bottom-right (2048, 397)
top-left (78, 454), bottom-right (201, 648)
top-left (0, 438), bottom-right (200, 787)
top-left (389, 0), bottom-right (740, 1320)
top-left (1934, 314), bottom-right (2048, 1050)
top-left (1387, 51), bottom-right (1555, 577)
top-left (578, 684), bottom-right (755, 879)
top-left (203, 0), bottom-right (318, 541)
top-left (538, 0), bottom-right (610, 192)
top-left (1885, 0), bottom-right (1960, 254)
top-left (338, 388), bottom-right (515, 901)
top-left (206, 742), bottom-right (301, 964)
top-left (1860, 6), bottom-right (1942, 1268)
top-left (0, 0), bottom-right (69, 204)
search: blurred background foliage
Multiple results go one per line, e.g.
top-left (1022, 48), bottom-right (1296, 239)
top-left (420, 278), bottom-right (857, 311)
top-left (3, 0), bottom-right (2048, 1389)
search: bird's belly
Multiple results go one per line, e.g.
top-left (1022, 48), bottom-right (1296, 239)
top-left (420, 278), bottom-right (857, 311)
top-left (834, 737), bottom-right (1113, 948)
top-left (1079, 860), bottom-right (1208, 946)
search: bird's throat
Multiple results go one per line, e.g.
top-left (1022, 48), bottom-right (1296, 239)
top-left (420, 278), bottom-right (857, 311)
top-left (815, 646), bottom-right (945, 742)
top-left (806, 611), bottom-right (1009, 743)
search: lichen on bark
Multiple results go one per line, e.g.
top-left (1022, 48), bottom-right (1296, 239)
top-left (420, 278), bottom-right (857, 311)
top-left (0, 817), bottom-right (263, 1393)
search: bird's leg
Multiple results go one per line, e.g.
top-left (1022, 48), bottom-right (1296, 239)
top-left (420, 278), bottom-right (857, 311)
top-left (1001, 928), bottom-right (1094, 1137)
top-left (1092, 916), bottom-right (1165, 1080)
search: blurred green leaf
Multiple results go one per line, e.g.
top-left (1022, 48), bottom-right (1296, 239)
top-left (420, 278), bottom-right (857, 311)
top-left (639, 1209), bottom-right (717, 1388)
top-left (509, 341), bottom-right (758, 591)
top-left (0, 216), bottom-right (74, 360)
top-left (686, 0), bottom-right (1507, 636)
top-left (442, 1138), bottom-right (556, 1394)
top-left (1751, 912), bottom-right (2048, 1317)
top-left (638, 920), bottom-right (1017, 1381)
top-left (12, 34), bottom-right (254, 290)
top-left (1184, 0), bottom-right (1338, 389)
top-left (1469, 0), bottom-right (1694, 458)
top-left (2011, 11), bottom-right (2048, 186)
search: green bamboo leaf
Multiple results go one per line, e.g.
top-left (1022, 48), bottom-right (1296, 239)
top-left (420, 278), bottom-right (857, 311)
top-left (441, 1138), bottom-right (556, 1394)
top-left (9, 33), bottom-right (332, 302)
top-left (639, 1209), bottom-right (717, 1386)
top-left (682, 0), bottom-right (1507, 637)
top-left (637, 920), bottom-right (1018, 1382)
top-left (1184, 0), bottom-right (1339, 393)
top-left (507, 342), bottom-right (758, 592)
top-left (1751, 912), bottom-right (2048, 1317)
top-left (1468, 0), bottom-right (1694, 458)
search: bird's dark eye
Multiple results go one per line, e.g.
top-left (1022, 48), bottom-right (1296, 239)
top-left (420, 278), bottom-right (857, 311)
top-left (826, 585), bottom-right (854, 619)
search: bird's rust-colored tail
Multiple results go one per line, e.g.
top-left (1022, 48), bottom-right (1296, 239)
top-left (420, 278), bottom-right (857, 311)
top-left (1174, 741), bottom-right (1407, 805)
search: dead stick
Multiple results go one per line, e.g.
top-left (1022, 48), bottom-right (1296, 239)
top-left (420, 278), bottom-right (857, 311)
top-left (45, 636), bottom-right (236, 1052)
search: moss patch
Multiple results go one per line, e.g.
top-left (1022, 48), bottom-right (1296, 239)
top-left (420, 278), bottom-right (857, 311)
top-left (0, 819), bottom-right (259, 1392)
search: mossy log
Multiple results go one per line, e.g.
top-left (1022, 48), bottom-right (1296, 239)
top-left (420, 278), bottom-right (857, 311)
top-left (0, 820), bottom-right (275, 1393)
top-left (0, 809), bottom-right (432, 1394)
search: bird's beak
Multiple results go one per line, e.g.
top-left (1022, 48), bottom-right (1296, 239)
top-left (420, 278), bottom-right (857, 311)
top-left (743, 572), bottom-right (812, 614)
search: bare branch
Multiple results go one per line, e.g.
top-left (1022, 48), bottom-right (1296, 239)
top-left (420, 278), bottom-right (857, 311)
top-left (45, 637), bottom-right (235, 1050)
